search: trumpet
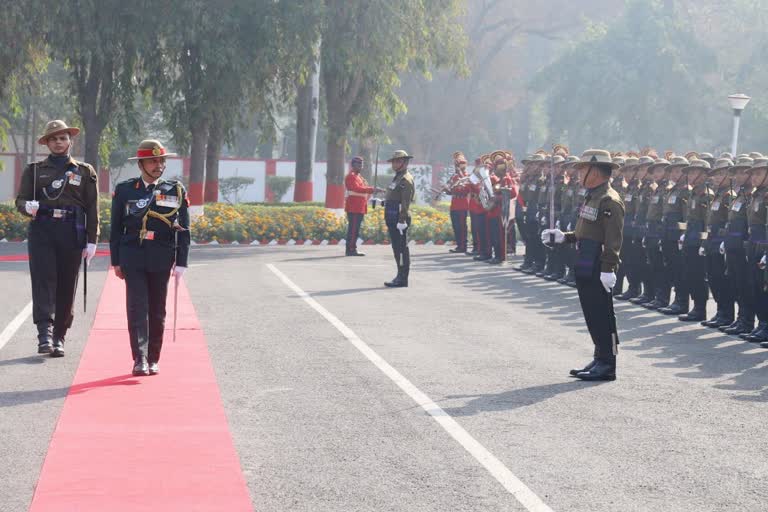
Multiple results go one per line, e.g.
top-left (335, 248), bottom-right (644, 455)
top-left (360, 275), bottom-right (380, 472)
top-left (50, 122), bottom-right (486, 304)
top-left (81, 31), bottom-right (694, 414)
top-left (431, 175), bottom-right (472, 200)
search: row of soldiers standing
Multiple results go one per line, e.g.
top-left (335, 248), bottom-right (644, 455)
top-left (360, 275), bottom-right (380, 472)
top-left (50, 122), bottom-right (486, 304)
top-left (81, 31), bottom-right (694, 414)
top-left (511, 147), bottom-right (768, 348)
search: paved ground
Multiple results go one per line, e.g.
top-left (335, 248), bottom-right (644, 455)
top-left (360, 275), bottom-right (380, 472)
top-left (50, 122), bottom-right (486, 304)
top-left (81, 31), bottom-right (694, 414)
top-left (1, 242), bottom-right (767, 511)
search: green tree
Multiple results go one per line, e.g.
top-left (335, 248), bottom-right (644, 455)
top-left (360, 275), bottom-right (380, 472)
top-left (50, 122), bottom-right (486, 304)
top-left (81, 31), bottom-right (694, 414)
top-left (42, 0), bottom-right (145, 171)
top-left (532, 0), bottom-right (717, 151)
top-left (320, 0), bottom-right (467, 208)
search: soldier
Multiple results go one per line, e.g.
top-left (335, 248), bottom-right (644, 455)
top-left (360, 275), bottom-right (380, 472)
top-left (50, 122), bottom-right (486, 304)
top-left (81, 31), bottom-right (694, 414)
top-left (614, 155), bottom-right (642, 300)
top-left (383, 150), bottom-right (416, 288)
top-left (542, 149), bottom-right (624, 381)
top-left (471, 156), bottom-right (492, 261)
top-left (701, 158), bottom-right (736, 328)
top-left (467, 158), bottom-right (485, 256)
top-left (658, 156), bottom-right (692, 316)
top-left (640, 158), bottom-right (671, 309)
top-left (742, 158), bottom-right (768, 342)
top-left (515, 154), bottom-right (544, 272)
top-left (628, 156), bottom-right (659, 304)
top-left (676, 158), bottom-right (712, 321)
top-left (15, 120), bottom-right (99, 357)
top-left (609, 155), bottom-right (628, 294)
top-left (445, 152), bottom-right (471, 253)
top-left (534, 154), bottom-right (562, 277)
top-left (110, 140), bottom-right (189, 376)
top-left (486, 151), bottom-right (518, 264)
top-left (557, 156), bottom-right (582, 286)
top-left (719, 156), bottom-right (755, 335)
top-left (344, 156), bottom-right (380, 256)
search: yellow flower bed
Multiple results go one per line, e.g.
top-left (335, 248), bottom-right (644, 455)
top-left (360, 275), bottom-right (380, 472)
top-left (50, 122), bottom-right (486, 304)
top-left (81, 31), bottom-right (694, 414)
top-left (0, 199), bottom-right (455, 244)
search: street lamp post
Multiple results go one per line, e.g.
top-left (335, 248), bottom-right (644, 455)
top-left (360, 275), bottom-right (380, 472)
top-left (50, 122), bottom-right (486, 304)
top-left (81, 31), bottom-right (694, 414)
top-left (728, 93), bottom-right (751, 155)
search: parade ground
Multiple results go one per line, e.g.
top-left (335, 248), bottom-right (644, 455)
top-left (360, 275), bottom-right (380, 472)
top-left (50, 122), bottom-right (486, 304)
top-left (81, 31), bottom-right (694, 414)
top-left (1, 243), bottom-right (767, 512)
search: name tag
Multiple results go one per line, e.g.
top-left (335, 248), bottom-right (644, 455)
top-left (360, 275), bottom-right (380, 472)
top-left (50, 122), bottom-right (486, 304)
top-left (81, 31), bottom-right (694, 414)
top-left (529, 185), bottom-right (537, 191)
top-left (732, 200), bottom-right (743, 212)
top-left (155, 193), bottom-right (180, 208)
top-left (711, 201), bottom-right (720, 211)
top-left (624, 194), bottom-right (633, 202)
top-left (579, 205), bottom-right (598, 221)
top-left (387, 181), bottom-right (397, 190)
top-left (651, 196), bottom-right (660, 204)
top-left (67, 173), bottom-right (82, 186)
top-left (145, 231), bottom-right (155, 240)
top-left (667, 194), bottom-right (677, 205)
top-left (52, 209), bottom-right (66, 218)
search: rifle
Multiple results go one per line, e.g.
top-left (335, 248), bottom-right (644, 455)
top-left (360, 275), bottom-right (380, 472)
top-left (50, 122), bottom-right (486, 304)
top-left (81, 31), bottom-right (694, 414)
top-left (548, 153), bottom-right (555, 245)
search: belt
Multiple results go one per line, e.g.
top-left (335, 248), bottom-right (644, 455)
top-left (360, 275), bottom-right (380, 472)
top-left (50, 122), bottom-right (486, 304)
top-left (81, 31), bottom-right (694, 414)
top-left (34, 206), bottom-right (77, 221)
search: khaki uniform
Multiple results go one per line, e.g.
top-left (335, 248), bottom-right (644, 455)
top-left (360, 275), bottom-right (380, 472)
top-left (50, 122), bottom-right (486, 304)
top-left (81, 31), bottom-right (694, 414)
top-left (384, 170), bottom-right (415, 281)
top-left (14, 156), bottom-right (99, 350)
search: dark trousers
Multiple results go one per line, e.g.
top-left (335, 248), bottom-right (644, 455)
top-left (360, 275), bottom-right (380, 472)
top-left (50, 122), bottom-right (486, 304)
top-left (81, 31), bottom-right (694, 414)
top-left (726, 247), bottom-right (753, 324)
top-left (680, 245), bottom-right (708, 309)
top-left (752, 249), bottom-right (768, 323)
top-left (124, 268), bottom-right (171, 363)
top-left (576, 276), bottom-right (619, 364)
top-left (634, 234), bottom-right (653, 297)
top-left (346, 212), bottom-right (364, 253)
top-left (507, 221), bottom-right (517, 254)
top-left (474, 213), bottom-right (489, 257)
top-left (450, 210), bottom-right (468, 251)
top-left (661, 237), bottom-right (684, 304)
top-left (488, 216), bottom-right (505, 261)
top-left (706, 242), bottom-right (733, 318)
top-left (386, 219), bottom-right (410, 278)
top-left (646, 238), bottom-right (669, 302)
top-left (28, 220), bottom-right (82, 340)
top-left (469, 212), bottom-right (481, 252)
top-left (525, 219), bottom-right (544, 268)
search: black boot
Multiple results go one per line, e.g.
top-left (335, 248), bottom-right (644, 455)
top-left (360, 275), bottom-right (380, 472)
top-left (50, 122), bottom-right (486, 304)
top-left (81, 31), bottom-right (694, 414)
top-left (701, 310), bottom-right (724, 327)
top-left (630, 293), bottom-right (653, 305)
top-left (616, 285), bottom-right (640, 301)
top-left (569, 359), bottom-right (597, 377)
top-left (384, 269), bottom-right (408, 288)
top-left (679, 306), bottom-right (706, 322)
top-left (132, 356), bottom-right (150, 376)
top-left (37, 323), bottom-right (53, 354)
top-left (659, 300), bottom-right (689, 316)
top-left (576, 360), bottom-right (616, 381)
top-left (740, 321), bottom-right (767, 340)
top-left (51, 336), bottom-right (65, 358)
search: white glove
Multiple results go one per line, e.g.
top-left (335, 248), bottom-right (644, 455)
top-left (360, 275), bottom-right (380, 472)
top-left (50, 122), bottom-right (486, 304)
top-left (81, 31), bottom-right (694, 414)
top-left (600, 272), bottom-right (617, 293)
top-left (678, 233), bottom-right (685, 250)
top-left (173, 266), bottom-right (187, 279)
top-left (679, 234), bottom-right (685, 242)
top-left (719, 241), bottom-right (725, 255)
top-left (541, 228), bottom-right (565, 244)
top-left (698, 246), bottom-right (706, 257)
top-left (396, 222), bottom-right (408, 234)
top-left (760, 255), bottom-right (767, 270)
top-left (25, 200), bottom-right (39, 216)
top-left (82, 243), bottom-right (97, 265)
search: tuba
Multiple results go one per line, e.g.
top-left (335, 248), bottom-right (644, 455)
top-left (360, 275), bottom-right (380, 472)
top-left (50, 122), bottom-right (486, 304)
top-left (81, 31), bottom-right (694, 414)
top-left (470, 166), bottom-right (496, 211)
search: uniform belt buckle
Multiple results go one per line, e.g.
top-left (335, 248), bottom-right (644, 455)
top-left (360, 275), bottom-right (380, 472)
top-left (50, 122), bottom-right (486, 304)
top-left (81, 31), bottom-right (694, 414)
top-left (52, 209), bottom-right (66, 219)
top-left (145, 231), bottom-right (155, 241)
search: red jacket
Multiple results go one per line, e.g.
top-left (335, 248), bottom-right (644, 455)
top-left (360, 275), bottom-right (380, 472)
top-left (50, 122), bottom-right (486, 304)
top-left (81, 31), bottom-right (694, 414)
top-left (344, 171), bottom-right (374, 214)
top-left (487, 174), bottom-right (518, 219)
top-left (447, 172), bottom-right (470, 211)
top-left (469, 182), bottom-right (484, 214)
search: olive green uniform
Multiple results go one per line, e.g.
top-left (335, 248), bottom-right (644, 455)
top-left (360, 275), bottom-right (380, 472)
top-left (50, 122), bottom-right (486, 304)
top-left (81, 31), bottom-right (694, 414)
top-left (563, 181), bottom-right (624, 365)
top-left (384, 170), bottom-right (415, 283)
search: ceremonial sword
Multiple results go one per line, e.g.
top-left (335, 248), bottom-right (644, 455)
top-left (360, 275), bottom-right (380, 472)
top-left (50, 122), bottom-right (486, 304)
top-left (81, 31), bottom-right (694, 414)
top-left (549, 150), bottom-right (556, 245)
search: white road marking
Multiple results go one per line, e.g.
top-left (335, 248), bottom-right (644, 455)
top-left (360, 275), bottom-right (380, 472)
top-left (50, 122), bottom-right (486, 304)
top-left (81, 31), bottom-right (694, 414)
top-left (0, 301), bottom-right (33, 351)
top-left (267, 263), bottom-right (554, 512)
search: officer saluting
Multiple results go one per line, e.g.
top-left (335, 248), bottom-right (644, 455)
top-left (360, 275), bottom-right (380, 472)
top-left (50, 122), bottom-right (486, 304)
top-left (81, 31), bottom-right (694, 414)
top-left (543, 149), bottom-right (624, 381)
top-left (383, 150), bottom-right (415, 288)
top-left (15, 120), bottom-right (99, 357)
top-left (110, 140), bottom-right (190, 376)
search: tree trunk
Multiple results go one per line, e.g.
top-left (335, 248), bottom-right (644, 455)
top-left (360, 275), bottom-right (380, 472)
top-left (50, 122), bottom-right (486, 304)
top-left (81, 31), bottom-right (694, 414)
top-left (294, 44), bottom-right (321, 202)
top-left (325, 127), bottom-right (346, 209)
top-left (358, 137), bottom-right (375, 183)
top-left (188, 119), bottom-right (209, 215)
top-left (204, 117), bottom-right (223, 203)
top-left (81, 112), bottom-right (103, 171)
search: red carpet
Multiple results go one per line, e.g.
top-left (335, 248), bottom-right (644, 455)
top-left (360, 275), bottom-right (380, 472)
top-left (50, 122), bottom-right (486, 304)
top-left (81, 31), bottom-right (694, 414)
top-left (29, 273), bottom-right (253, 511)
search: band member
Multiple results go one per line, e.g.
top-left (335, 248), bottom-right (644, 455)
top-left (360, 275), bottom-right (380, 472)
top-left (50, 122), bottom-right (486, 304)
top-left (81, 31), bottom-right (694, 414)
top-left (543, 149), bottom-right (624, 381)
top-left (344, 156), bottom-right (381, 256)
top-left (384, 150), bottom-right (415, 288)
top-left (110, 140), bottom-right (190, 376)
top-left (445, 152), bottom-right (470, 253)
top-left (472, 155), bottom-right (493, 261)
top-left (15, 120), bottom-right (99, 357)
top-left (486, 151), bottom-right (518, 264)
top-left (468, 158), bottom-right (485, 256)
